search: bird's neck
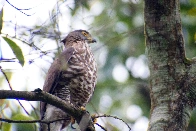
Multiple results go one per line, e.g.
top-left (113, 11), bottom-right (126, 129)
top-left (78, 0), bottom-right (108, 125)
top-left (65, 40), bottom-right (91, 54)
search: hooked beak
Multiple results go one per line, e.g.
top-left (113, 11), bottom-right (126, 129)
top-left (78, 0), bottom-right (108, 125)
top-left (87, 38), bottom-right (96, 43)
top-left (92, 38), bottom-right (96, 43)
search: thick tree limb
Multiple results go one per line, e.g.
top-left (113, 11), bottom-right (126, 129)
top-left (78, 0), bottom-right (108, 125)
top-left (0, 89), bottom-right (95, 131)
top-left (144, 0), bottom-right (196, 131)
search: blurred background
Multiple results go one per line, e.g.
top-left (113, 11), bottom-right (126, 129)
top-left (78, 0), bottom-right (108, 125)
top-left (0, 0), bottom-right (196, 131)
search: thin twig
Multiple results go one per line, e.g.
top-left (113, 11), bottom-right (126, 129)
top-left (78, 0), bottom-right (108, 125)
top-left (17, 101), bottom-right (30, 115)
top-left (94, 114), bottom-right (131, 131)
top-left (0, 67), bottom-right (30, 115)
top-left (6, 0), bottom-right (33, 10)
top-left (95, 123), bottom-right (107, 131)
top-left (5, 0), bottom-right (35, 16)
top-left (1, 33), bottom-right (43, 52)
top-left (0, 118), bottom-right (65, 124)
top-left (90, 102), bottom-right (108, 129)
top-left (28, 101), bottom-right (39, 118)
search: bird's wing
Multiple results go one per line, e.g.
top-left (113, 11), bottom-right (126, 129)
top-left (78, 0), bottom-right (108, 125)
top-left (40, 47), bottom-right (75, 119)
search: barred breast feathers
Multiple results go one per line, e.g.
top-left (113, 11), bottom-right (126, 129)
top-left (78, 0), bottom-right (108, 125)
top-left (66, 41), bottom-right (97, 106)
top-left (40, 47), bottom-right (75, 119)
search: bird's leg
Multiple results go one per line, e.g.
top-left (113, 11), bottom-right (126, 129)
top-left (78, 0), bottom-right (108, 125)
top-left (70, 103), bottom-right (76, 129)
top-left (70, 106), bottom-right (87, 129)
top-left (71, 106), bottom-right (86, 124)
top-left (70, 116), bottom-right (76, 129)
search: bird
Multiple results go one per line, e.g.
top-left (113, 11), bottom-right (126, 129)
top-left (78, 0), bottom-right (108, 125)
top-left (40, 30), bottom-right (97, 131)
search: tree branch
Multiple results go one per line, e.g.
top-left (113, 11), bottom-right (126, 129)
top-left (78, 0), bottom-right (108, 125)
top-left (93, 114), bottom-right (131, 131)
top-left (0, 118), bottom-right (63, 124)
top-left (5, 0), bottom-right (34, 16)
top-left (0, 89), bottom-right (95, 131)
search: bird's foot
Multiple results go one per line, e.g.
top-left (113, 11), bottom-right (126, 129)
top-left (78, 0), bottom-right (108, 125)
top-left (91, 114), bottom-right (97, 124)
top-left (80, 106), bottom-right (86, 111)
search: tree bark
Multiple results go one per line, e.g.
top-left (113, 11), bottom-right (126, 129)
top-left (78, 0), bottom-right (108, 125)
top-left (144, 0), bottom-right (196, 131)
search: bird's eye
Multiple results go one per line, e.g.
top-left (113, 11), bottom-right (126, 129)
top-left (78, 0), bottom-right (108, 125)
top-left (82, 31), bottom-right (88, 36)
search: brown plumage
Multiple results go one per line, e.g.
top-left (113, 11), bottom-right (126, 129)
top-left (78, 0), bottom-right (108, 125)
top-left (40, 30), bottom-right (97, 131)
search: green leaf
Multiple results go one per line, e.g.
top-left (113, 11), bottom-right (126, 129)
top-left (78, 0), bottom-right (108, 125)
top-left (2, 37), bottom-right (25, 66)
top-left (12, 114), bottom-right (36, 131)
top-left (2, 122), bottom-right (11, 131)
top-left (0, 8), bottom-right (3, 34)
top-left (187, 7), bottom-right (196, 16)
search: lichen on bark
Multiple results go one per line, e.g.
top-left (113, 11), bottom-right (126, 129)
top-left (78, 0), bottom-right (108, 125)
top-left (144, 0), bottom-right (196, 130)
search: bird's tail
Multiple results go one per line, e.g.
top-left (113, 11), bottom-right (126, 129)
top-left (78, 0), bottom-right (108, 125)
top-left (40, 104), bottom-right (71, 131)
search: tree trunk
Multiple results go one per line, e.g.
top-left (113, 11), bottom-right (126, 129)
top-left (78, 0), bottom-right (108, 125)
top-left (144, 0), bottom-right (196, 130)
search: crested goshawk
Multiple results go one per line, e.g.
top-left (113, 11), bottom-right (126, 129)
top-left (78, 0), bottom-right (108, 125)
top-left (40, 30), bottom-right (97, 131)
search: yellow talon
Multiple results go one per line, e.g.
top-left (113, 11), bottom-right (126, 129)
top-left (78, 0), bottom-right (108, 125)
top-left (91, 114), bottom-right (97, 124)
top-left (80, 106), bottom-right (86, 111)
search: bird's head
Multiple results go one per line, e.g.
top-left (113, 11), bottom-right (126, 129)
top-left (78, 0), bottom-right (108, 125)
top-left (61, 30), bottom-right (96, 45)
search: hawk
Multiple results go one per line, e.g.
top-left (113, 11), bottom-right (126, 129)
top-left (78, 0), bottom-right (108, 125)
top-left (40, 30), bottom-right (97, 131)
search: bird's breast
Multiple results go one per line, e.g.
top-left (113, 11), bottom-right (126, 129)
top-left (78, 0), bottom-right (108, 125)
top-left (60, 46), bottom-right (97, 107)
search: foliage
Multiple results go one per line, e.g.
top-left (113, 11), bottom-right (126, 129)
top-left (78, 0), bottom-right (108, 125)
top-left (9, 114), bottom-right (36, 131)
top-left (2, 37), bottom-right (25, 66)
top-left (0, 0), bottom-right (196, 130)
